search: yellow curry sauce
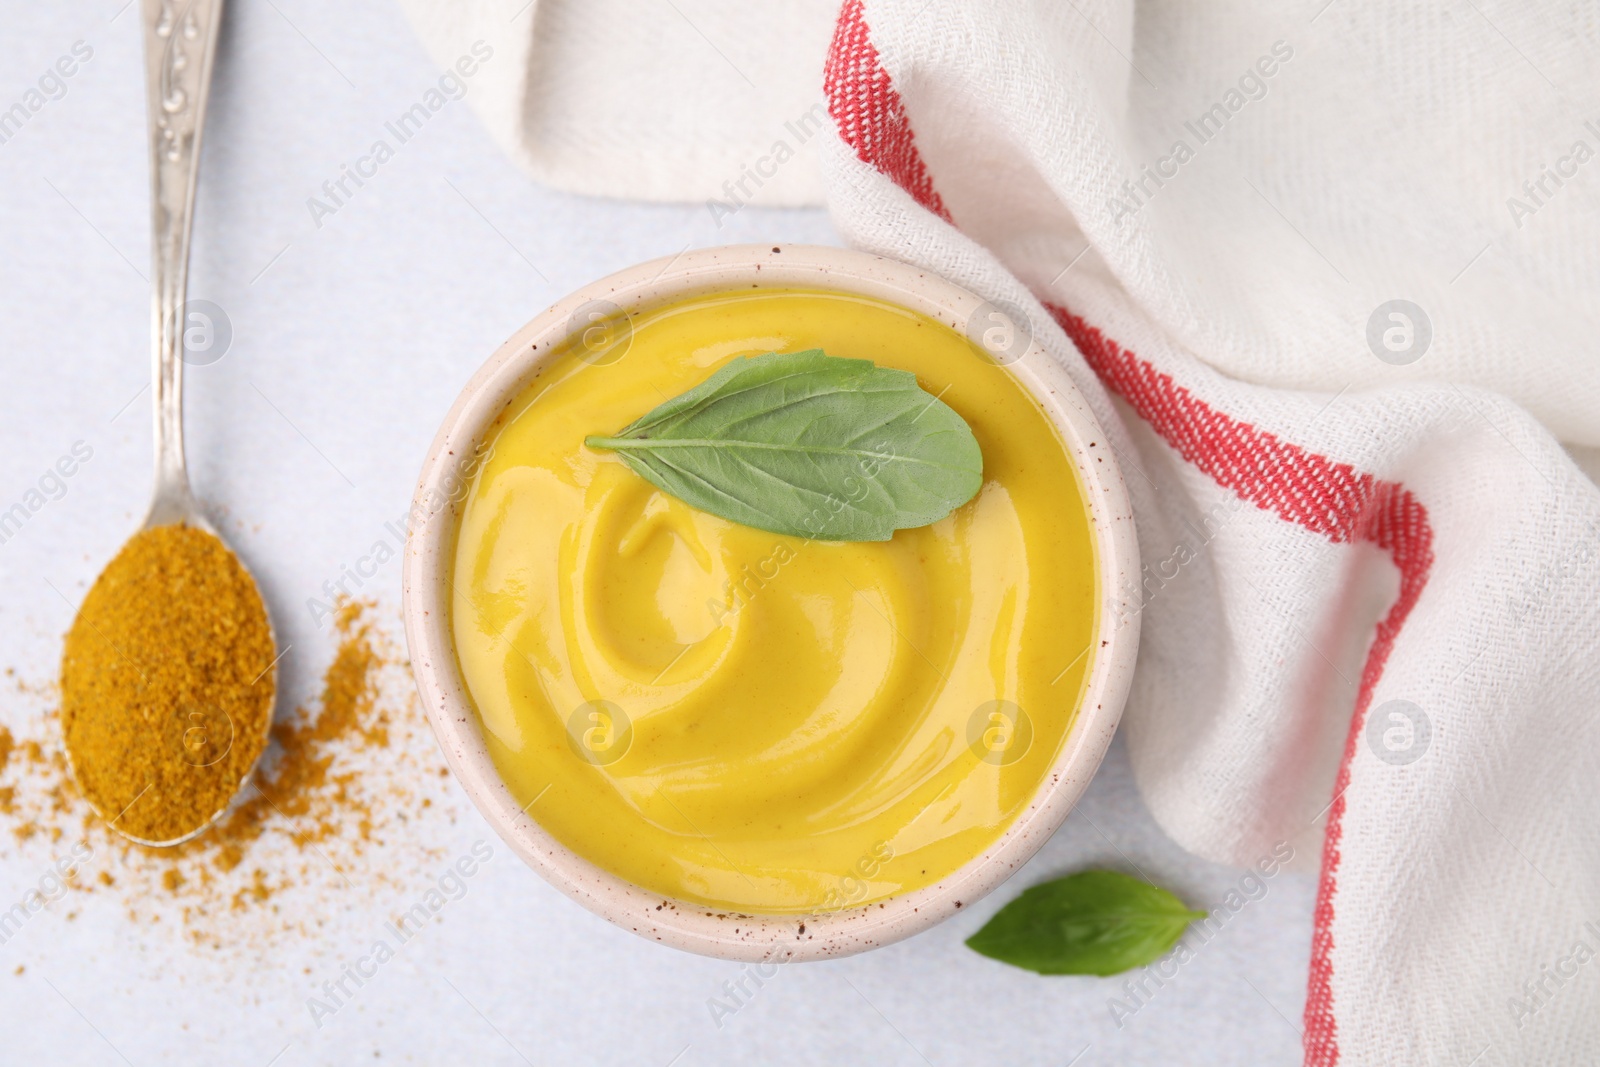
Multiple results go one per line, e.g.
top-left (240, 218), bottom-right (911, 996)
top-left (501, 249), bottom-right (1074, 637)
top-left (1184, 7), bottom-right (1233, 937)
top-left (451, 288), bottom-right (1097, 913)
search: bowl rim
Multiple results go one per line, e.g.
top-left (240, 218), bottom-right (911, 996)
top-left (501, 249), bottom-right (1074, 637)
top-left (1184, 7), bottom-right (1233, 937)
top-left (401, 243), bottom-right (1140, 962)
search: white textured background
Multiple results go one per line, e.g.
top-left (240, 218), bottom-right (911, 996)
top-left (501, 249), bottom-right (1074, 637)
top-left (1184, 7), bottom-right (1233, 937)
top-left (0, 2), bottom-right (1314, 1063)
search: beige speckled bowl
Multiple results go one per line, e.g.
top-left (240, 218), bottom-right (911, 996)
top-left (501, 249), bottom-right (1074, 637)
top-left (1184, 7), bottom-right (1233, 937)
top-left (401, 244), bottom-right (1139, 962)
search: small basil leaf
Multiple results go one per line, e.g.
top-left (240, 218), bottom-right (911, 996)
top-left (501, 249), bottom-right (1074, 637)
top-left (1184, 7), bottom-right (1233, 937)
top-left (965, 870), bottom-right (1206, 976)
top-left (584, 350), bottom-right (982, 541)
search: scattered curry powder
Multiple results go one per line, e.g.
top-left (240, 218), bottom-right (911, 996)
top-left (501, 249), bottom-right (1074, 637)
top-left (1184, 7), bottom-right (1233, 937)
top-left (0, 725), bottom-right (12, 815)
top-left (2, 598), bottom-right (456, 950)
top-left (60, 524), bottom-right (276, 844)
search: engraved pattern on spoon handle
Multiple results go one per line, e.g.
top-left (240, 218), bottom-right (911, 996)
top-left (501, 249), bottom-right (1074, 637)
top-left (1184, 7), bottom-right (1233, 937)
top-left (143, 0), bottom-right (224, 525)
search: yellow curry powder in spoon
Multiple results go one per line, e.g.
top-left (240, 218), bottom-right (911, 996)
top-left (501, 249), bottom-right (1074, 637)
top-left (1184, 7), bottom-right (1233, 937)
top-left (60, 524), bottom-right (275, 844)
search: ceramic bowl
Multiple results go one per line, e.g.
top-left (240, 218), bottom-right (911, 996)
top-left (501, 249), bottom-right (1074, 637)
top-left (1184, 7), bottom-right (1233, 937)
top-left (401, 244), bottom-right (1139, 961)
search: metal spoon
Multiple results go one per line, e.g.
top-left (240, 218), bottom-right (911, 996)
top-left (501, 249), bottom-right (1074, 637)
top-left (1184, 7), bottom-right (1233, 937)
top-left (87, 0), bottom-right (276, 847)
top-left (144, 0), bottom-right (224, 533)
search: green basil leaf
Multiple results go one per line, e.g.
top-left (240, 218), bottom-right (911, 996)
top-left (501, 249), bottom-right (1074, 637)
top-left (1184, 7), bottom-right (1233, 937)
top-left (965, 870), bottom-right (1206, 976)
top-left (584, 350), bottom-right (982, 541)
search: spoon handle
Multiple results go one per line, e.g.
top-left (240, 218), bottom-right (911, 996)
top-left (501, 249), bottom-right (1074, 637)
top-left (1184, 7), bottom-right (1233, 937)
top-left (142, 0), bottom-right (224, 526)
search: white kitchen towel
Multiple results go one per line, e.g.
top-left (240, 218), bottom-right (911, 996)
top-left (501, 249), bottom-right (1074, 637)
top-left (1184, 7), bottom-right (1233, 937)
top-left (819, 3), bottom-right (1600, 1062)
top-left (406, 2), bottom-right (1600, 1063)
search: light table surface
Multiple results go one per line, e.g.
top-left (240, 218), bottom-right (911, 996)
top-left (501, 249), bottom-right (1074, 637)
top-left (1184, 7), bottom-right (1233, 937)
top-left (0, 2), bottom-right (1315, 1063)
